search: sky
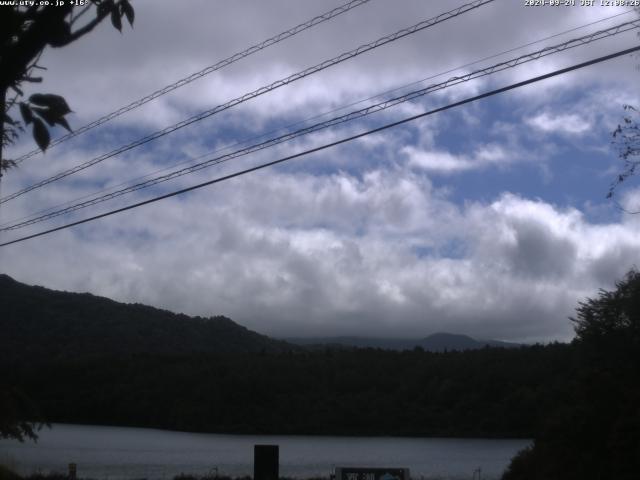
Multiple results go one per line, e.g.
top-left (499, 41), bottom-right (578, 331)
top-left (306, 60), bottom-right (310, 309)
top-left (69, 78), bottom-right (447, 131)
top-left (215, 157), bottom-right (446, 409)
top-left (2, 0), bottom-right (640, 343)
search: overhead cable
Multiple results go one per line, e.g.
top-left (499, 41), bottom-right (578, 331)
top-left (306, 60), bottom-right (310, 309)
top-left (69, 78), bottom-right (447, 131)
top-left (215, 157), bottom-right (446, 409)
top-left (5, 8), bottom-right (632, 229)
top-left (0, 0), bottom-right (495, 206)
top-left (2, 44), bottom-right (638, 248)
top-left (11, 0), bottom-right (373, 164)
top-left (2, 18), bottom-right (638, 232)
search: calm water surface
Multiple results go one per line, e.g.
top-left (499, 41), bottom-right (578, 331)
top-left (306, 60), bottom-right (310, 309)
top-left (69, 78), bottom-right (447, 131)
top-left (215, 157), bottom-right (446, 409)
top-left (0, 424), bottom-right (530, 480)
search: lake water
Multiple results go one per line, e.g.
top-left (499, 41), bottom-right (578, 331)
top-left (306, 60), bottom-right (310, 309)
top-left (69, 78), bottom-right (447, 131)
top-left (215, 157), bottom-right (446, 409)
top-left (0, 424), bottom-right (530, 480)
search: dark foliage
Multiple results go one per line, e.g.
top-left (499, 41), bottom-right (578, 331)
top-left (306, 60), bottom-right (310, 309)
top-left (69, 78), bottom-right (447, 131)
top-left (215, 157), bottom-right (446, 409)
top-left (0, 384), bottom-right (47, 442)
top-left (0, 274), bottom-right (577, 438)
top-left (0, 1), bottom-right (134, 172)
top-left (0, 273), bottom-right (290, 442)
top-left (0, 274), bottom-right (293, 362)
top-left (0, 465), bottom-right (21, 480)
top-left (503, 271), bottom-right (640, 480)
top-left (20, 475), bottom-right (274, 480)
top-left (609, 105), bottom-right (640, 199)
top-left (3, 344), bottom-right (576, 438)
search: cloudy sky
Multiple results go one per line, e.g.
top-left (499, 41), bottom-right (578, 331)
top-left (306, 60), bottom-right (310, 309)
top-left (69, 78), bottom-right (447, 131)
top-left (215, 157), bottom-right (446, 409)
top-left (2, 0), bottom-right (640, 342)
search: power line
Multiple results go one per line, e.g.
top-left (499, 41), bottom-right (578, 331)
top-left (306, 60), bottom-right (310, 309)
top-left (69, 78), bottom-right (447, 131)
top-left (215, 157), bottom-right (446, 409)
top-left (345, 8), bottom-right (636, 110)
top-left (11, 0), bottom-right (373, 164)
top-left (3, 17), bottom-right (637, 232)
top-left (4, 8), bottom-right (632, 229)
top-left (2, 44), bottom-right (638, 248)
top-left (0, 0), bottom-right (495, 206)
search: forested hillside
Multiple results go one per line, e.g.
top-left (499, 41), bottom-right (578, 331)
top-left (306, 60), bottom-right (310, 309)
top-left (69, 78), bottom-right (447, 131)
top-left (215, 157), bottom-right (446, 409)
top-left (0, 274), bottom-right (292, 362)
top-left (0, 273), bottom-right (581, 440)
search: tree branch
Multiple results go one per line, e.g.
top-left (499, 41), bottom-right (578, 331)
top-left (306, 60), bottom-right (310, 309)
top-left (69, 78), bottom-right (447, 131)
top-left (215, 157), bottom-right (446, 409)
top-left (69, 4), bottom-right (93, 27)
top-left (55, 6), bottom-right (112, 47)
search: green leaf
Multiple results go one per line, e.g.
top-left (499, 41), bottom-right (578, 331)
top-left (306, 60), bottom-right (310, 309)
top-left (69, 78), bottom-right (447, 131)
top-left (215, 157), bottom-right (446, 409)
top-left (32, 118), bottom-right (50, 152)
top-left (29, 94), bottom-right (72, 116)
top-left (56, 116), bottom-right (72, 133)
top-left (97, 0), bottom-right (115, 17)
top-left (20, 103), bottom-right (33, 125)
top-left (120, 0), bottom-right (134, 26)
top-left (111, 8), bottom-right (122, 32)
top-left (31, 107), bottom-right (72, 132)
top-left (28, 93), bottom-right (51, 106)
top-left (31, 107), bottom-right (56, 127)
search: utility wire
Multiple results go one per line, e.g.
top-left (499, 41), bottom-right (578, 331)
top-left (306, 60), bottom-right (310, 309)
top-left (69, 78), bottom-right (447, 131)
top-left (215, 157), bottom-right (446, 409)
top-left (11, 0), bottom-right (373, 164)
top-left (0, 0), bottom-right (494, 206)
top-left (2, 44), bottom-right (638, 248)
top-left (2, 18), bottom-right (638, 232)
top-left (4, 8), bottom-right (632, 229)
top-left (343, 8), bottom-right (636, 112)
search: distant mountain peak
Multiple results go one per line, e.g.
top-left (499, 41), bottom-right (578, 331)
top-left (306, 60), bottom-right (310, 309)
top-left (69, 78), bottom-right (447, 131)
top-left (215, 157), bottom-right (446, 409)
top-left (285, 332), bottom-right (520, 351)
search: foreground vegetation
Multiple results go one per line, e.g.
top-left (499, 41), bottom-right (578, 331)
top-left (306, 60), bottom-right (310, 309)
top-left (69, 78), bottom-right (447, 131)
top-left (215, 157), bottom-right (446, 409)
top-left (2, 343), bottom-right (573, 438)
top-left (502, 271), bottom-right (640, 480)
top-left (0, 465), bottom-right (21, 480)
top-left (2, 271), bottom-right (639, 478)
top-left (1, 470), bottom-right (333, 480)
top-left (0, 471), bottom-right (311, 480)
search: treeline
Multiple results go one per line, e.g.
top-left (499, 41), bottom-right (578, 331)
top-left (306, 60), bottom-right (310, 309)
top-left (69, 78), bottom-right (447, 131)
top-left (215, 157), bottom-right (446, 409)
top-left (3, 343), bottom-right (574, 438)
top-left (1, 272), bottom-right (577, 439)
top-left (502, 271), bottom-right (640, 480)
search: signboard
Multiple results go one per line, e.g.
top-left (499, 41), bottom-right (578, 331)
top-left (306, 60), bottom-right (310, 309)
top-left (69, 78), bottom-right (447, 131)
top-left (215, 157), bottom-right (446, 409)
top-left (335, 467), bottom-right (410, 480)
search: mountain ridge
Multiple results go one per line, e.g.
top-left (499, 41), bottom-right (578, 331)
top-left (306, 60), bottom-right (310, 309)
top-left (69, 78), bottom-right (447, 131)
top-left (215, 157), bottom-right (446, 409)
top-left (0, 273), bottom-right (293, 362)
top-left (284, 332), bottom-right (521, 351)
top-left (1, 273), bottom-right (519, 359)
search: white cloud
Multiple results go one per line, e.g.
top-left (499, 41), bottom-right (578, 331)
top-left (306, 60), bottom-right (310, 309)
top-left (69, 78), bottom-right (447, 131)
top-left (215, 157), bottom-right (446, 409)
top-left (403, 143), bottom-right (509, 173)
top-left (526, 112), bottom-right (591, 135)
top-left (3, 164), bottom-right (640, 343)
top-left (3, 0), bottom-right (640, 346)
top-left (619, 187), bottom-right (640, 214)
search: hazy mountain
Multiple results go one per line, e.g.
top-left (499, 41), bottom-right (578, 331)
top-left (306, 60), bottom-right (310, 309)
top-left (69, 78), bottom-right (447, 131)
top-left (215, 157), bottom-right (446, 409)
top-left (0, 272), bottom-right (518, 366)
top-left (285, 332), bottom-right (521, 351)
top-left (0, 273), bottom-right (293, 362)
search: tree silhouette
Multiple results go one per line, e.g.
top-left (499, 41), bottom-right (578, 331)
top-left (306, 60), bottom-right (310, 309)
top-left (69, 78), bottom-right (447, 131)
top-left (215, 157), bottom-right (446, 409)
top-left (503, 270), bottom-right (640, 480)
top-left (0, 0), bottom-right (134, 443)
top-left (572, 269), bottom-right (640, 345)
top-left (609, 105), bottom-right (640, 202)
top-left (0, 0), bottom-right (134, 176)
top-left (608, 8), bottom-right (640, 202)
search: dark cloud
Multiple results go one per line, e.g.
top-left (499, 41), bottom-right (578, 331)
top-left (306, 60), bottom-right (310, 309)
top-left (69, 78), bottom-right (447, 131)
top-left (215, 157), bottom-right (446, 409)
top-left (505, 218), bottom-right (577, 279)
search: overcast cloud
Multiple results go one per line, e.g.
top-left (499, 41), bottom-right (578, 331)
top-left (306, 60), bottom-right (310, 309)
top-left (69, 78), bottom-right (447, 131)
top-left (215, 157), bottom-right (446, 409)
top-left (2, 0), bottom-right (640, 343)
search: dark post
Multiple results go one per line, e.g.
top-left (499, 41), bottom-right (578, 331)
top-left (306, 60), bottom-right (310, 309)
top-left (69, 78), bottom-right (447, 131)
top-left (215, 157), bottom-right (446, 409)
top-left (68, 463), bottom-right (77, 480)
top-left (254, 444), bottom-right (278, 480)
